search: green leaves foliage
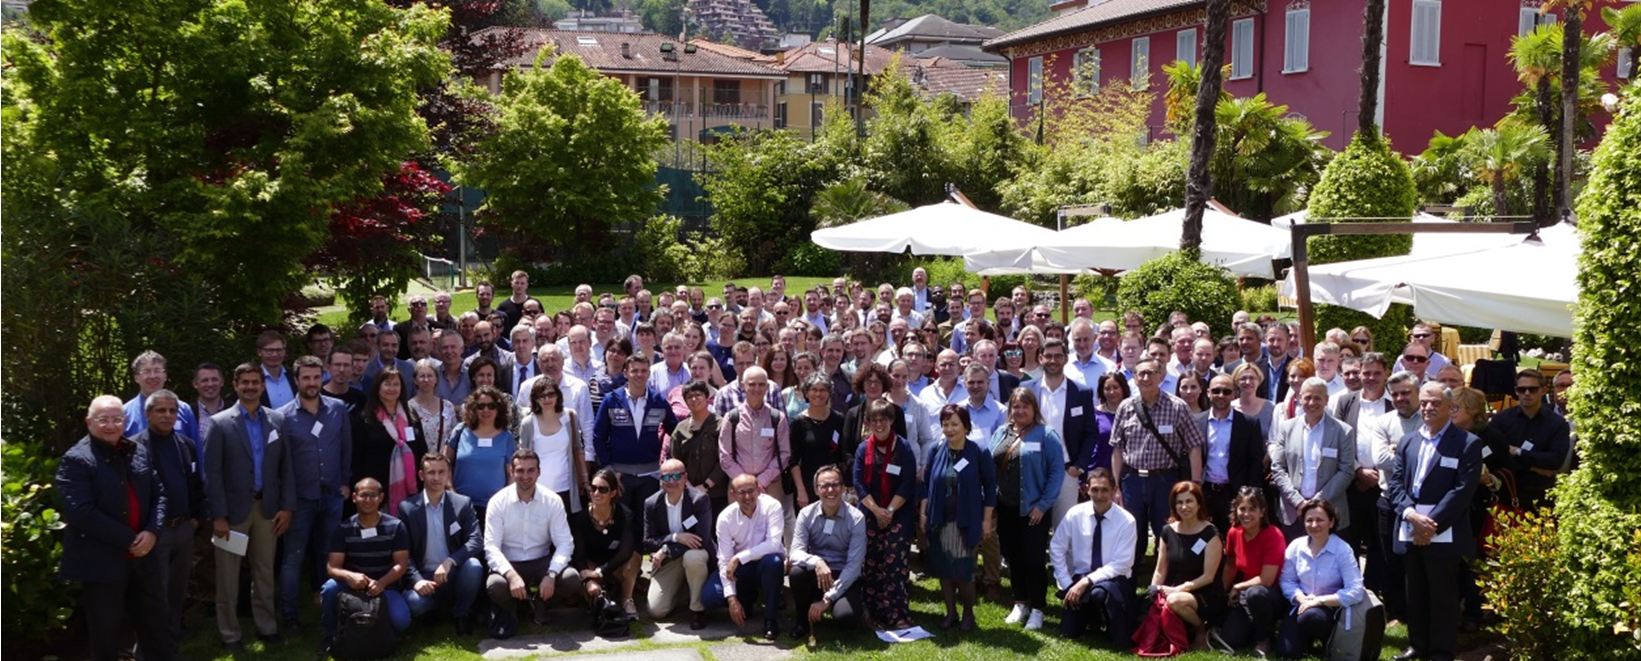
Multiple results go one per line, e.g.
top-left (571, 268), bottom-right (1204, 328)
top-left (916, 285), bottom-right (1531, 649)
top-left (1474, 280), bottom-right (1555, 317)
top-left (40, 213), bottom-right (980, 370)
top-left (1483, 509), bottom-right (1571, 661)
top-left (1, 442), bottom-right (75, 642)
top-left (702, 124), bottom-right (840, 274)
top-left (1306, 133), bottom-right (1418, 265)
top-left (1115, 251), bottom-right (1239, 338)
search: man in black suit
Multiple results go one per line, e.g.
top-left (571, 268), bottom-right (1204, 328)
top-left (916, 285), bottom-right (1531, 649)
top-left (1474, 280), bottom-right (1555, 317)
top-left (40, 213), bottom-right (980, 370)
top-left (1258, 323), bottom-right (1293, 404)
top-left (134, 390), bottom-right (206, 644)
top-left (1195, 374), bottom-right (1268, 533)
top-left (401, 453), bottom-right (485, 634)
top-left (58, 395), bottom-right (176, 661)
top-left (204, 364), bottom-right (296, 651)
top-left (1388, 382), bottom-right (1483, 661)
top-left (972, 339), bottom-right (1020, 405)
top-left (643, 458), bottom-right (717, 628)
top-left (1034, 338), bottom-right (1099, 530)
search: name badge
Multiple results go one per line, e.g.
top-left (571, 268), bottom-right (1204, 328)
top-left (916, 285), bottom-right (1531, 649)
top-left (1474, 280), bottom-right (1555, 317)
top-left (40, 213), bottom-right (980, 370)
top-left (268, 430), bottom-right (280, 445)
top-left (1158, 424), bottom-right (1174, 435)
top-left (311, 421), bottom-right (325, 436)
top-left (1322, 447), bottom-right (1339, 459)
top-left (360, 527), bottom-right (377, 539)
top-left (404, 427), bottom-right (415, 440)
top-left (478, 436), bottom-right (493, 448)
top-left (448, 521), bottom-right (461, 536)
top-left (1070, 406), bottom-right (1083, 416)
top-left (1521, 441), bottom-right (1535, 452)
top-left (645, 409), bottom-right (665, 425)
top-left (823, 519), bottom-right (835, 535)
top-left (175, 419), bottom-right (185, 431)
top-left (1440, 456), bottom-right (1459, 469)
top-left (886, 463), bottom-right (902, 476)
top-left (904, 413), bottom-right (914, 424)
top-left (1191, 538), bottom-right (1208, 555)
top-left (954, 458), bottom-right (970, 473)
top-left (968, 429), bottom-right (985, 442)
top-left (1023, 442), bottom-right (1041, 453)
top-left (760, 427), bottom-right (775, 437)
top-left (609, 540), bottom-right (620, 550)
top-left (1481, 446), bottom-right (1493, 459)
top-left (832, 431), bottom-right (840, 445)
top-left (610, 408), bottom-right (632, 425)
top-left (683, 516), bottom-right (698, 529)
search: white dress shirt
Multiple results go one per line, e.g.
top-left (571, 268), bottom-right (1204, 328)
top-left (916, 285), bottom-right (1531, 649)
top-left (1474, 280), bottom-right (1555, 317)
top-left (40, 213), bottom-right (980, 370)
top-left (483, 485), bottom-right (575, 577)
top-left (714, 494), bottom-right (785, 598)
top-left (1050, 501), bottom-right (1138, 590)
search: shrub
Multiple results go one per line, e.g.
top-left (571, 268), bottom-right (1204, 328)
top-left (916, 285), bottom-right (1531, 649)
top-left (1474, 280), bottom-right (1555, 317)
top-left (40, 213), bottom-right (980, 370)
top-left (1, 441), bottom-right (76, 642)
top-left (1307, 133), bottom-right (1418, 264)
top-left (1239, 284), bottom-right (1280, 314)
top-left (1072, 273), bottom-right (1120, 310)
top-left (776, 242), bottom-right (844, 278)
top-left (635, 214), bottom-right (690, 283)
top-left (677, 232), bottom-right (746, 283)
top-left (1483, 508), bottom-right (1570, 661)
top-left (1316, 303), bottom-right (1416, 356)
top-left (1116, 252), bottom-right (1240, 337)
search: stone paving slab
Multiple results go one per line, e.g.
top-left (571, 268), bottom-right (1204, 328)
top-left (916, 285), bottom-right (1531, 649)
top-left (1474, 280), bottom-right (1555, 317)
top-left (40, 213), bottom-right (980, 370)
top-left (707, 641), bottom-right (795, 661)
top-left (476, 609), bottom-right (799, 660)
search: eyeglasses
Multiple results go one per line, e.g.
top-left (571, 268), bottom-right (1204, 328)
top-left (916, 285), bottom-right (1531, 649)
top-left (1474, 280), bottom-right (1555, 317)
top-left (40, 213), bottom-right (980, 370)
top-left (1208, 388), bottom-right (1235, 395)
top-left (473, 402), bottom-right (499, 411)
top-left (260, 347), bottom-right (286, 354)
top-left (1401, 355), bottom-right (1428, 363)
top-left (659, 473), bottom-right (686, 482)
top-left (355, 491), bottom-right (383, 499)
top-left (409, 301), bottom-right (427, 308)
top-left (816, 482), bottom-right (842, 491)
top-left (707, 304), bottom-right (721, 309)
top-left (1514, 386), bottom-right (1541, 394)
top-left (1352, 337), bottom-right (1370, 344)
top-left (1003, 349), bottom-right (1023, 357)
top-left (535, 392), bottom-right (558, 399)
top-left (589, 485), bottom-right (613, 494)
top-left (91, 415), bottom-right (126, 425)
top-left (137, 368), bottom-right (166, 377)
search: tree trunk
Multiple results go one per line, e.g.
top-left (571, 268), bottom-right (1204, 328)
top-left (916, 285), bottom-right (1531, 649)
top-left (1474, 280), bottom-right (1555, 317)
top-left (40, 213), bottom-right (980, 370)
top-left (1629, 45), bottom-right (1640, 81)
top-left (1358, 0), bottom-right (1387, 136)
top-left (1182, 0), bottom-right (1231, 254)
top-left (1533, 78), bottom-right (1556, 226)
top-left (1555, 11), bottom-right (1582, 220)
top-left (1493, 176), bottom-right (1510, 220)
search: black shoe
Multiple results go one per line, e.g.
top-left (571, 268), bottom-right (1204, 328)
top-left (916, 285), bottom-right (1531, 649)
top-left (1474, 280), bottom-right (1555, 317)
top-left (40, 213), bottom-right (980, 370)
top-left (490, 613), bottom-right (518, 639)
top-left (689, 611), bottom-right (709, 630)
top-left (316, 636), bottom-right (333, 659)
top-left (222, 640), bottom-right (245, 653)
top-left (764, 619), bottom-right (780, 641)
top-left (531, 599), bottom-right (552, 626)
top-left (456, 615), bottom-right (475, 636)
top-left (1393, 648), bottom-right (1422, 661)
top-left (258, 632), bottom-right (285, 646)
top-left (790, 622), bottom-right (810, 640)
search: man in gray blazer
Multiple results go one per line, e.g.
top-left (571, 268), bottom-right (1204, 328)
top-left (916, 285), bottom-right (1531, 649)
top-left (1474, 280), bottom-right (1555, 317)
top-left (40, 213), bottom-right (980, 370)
top-left (204, 364), bottom-right (296, 651)
top-left (1268, 377), bottom-right (1356, 540)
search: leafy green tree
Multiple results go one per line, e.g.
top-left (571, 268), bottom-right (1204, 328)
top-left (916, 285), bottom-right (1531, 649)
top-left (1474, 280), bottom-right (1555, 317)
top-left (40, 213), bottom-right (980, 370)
top-left (1510, 24), bottom-right (1564, 225)
top-left (1607, 3), bottom-right (1641, 79)
top-left (1208, 94), bottom-right (1331, 221)
top-left (1461, 120), bottom-right (1552, 218)
top-left (941, 93), bottom-right (1032, 213)
top-left (1410, 130), bottom-right (1470, 205)
top-left (702, 123), bottom-right (841, 273)
top-left (1306, 133), bottom-right (1419, 345)
top-left (861, 55), bottom-right (952, 206)
top-left (1116, 252), bottom-right (1239, 337)
top-left (455, 50), bottom-right (670, 261)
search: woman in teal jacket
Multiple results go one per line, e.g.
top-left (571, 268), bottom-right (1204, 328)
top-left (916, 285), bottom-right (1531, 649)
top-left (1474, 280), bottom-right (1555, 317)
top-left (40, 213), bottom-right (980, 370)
top-left (990, 387), bottom-right (1065, 631)
top-left (923, 405), bottom-right (998, 631)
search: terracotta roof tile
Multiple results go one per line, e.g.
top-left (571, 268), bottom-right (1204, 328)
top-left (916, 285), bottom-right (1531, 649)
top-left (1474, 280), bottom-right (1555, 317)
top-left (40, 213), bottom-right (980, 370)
top-left (984, 0), bottom-right (1201, 50)
top-left (483, 27), bottom-right (786, 78)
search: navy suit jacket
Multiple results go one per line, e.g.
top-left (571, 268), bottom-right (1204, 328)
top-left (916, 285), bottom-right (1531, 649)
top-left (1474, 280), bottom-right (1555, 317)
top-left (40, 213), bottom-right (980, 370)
top-left (1193, 409), bottom-right (1267, 492)
top-left (1388, 423), bottom-right (1483, 557)
top-left (398, 490), bottom-right (482, 582)
top-left (134, 428), bottom-right (206, 522)
top-left (1051, 378), bottom-right (1100, 472)
top-left (997, 372), bottom-right (1021, 407)
top-left (204, 405), bottom-right (296, 524)
top-left (641, 486), bottom-right (717, 562)
top-left (57, 435), bottom-right (167, 583)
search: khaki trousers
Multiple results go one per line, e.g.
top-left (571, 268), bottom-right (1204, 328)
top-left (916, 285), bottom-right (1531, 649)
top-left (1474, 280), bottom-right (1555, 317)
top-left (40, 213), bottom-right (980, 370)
top-left (214, 500), bottom-right (279, 643)
top-left (646, 548), bottom-right (711, 618)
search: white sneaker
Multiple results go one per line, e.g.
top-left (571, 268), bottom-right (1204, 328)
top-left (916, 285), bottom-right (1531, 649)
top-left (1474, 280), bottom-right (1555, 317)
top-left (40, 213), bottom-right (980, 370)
top-left (1025, 609), bottom-right (1045, 631)
top-left (1004, 603), bottom-right (1029, 625)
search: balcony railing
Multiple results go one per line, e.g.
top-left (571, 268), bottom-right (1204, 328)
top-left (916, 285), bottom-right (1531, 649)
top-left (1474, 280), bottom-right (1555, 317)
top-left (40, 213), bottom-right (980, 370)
top-left (642, 101), bottom-right (770, 119)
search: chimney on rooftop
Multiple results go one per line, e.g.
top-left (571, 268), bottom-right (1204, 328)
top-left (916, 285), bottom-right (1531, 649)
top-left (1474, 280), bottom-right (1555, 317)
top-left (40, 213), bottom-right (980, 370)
top-left (621, 42), bottom-right (632, 58)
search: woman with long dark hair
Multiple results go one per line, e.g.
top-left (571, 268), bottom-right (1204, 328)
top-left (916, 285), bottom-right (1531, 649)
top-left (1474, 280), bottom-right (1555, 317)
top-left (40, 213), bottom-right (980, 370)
top-left (353, 367), bottom-right (427, 515)
top-left (993, 388), bottom-right (1065, 631)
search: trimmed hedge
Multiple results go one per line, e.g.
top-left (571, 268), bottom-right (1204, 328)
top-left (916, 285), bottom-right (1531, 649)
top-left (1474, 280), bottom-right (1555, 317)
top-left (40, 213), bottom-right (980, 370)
top-left (1307, 133), bottom-right (1418, 264)
top-left (1116, 252), bottom-right (1240, 337)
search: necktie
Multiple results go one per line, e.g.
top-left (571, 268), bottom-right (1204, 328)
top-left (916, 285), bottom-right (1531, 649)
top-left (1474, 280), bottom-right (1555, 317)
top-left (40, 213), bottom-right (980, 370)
top-left (1091, 512), bottom-right (1106, 570)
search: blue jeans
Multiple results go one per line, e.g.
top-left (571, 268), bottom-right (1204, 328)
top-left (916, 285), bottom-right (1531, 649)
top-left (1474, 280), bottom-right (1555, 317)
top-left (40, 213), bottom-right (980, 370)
top-left (701, 555), bottom-right (784, 624)
top-left (404, 557), bottom-right (485, 619)
top-left (280, 493), bottom-right (345, 621)
top-left (320, 579), bottom-right (411, 638)
top-left (1120, 470), bottom-right (1179, 561)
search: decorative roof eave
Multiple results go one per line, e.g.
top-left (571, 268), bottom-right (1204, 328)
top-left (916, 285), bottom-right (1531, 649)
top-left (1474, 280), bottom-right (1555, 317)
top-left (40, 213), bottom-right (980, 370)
top-left (987, 1), bottom-right (1264, 61)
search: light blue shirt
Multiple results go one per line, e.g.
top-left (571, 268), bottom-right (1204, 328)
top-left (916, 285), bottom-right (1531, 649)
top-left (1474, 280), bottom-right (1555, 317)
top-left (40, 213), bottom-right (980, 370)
top-left (263, 365), bottom-right (295, 410)
top-left (1204, 409), bottom-right (1234, 484)
top-left (1280, 534), bottom-right (1365, 610)
top-left (239, 403), bottom-right (267, 493)
top-left (959, 396), bottom-right (1004, 450)
top-left (422, 494), bottom-right (449, 574)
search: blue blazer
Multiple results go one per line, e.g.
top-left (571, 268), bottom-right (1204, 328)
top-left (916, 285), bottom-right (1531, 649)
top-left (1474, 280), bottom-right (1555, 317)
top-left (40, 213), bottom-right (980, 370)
top-left (57, 435), bottom-right (167, 583)
top-left (990, 424), bottom-right (1066, 517)
top-left (593, 386), bottom-right (678, 467)
top-left (1054, 379), bottom-right (1101, 472)
top-left (397, 490), bottom-right (482, 583)
top-left (852, 435), bottom-right (921, 530)
top-left (1388, 424), bottom-right (1483, 558)
top-left (921, 439), bottom-right (997, 549)
top-left (203, 405), bottom-right (296, 524)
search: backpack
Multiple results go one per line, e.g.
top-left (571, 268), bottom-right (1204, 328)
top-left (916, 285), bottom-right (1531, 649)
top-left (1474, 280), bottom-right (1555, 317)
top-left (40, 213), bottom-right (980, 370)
top-left (1132, 592), bottom-right (1190, 657)
top-left (1325, 590), bottom-right (1386, 661)
top-left (330, 589), bottom-right (399, 660)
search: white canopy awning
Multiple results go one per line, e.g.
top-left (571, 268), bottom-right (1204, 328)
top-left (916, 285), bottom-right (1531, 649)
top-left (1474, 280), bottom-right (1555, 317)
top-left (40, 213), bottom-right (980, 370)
top-left (809, 202), bottom-right (1057, 256)
top-left (965, 207), bottom-right (1291, 278)
top-left (1280, 223), bottom-right (1579, 337)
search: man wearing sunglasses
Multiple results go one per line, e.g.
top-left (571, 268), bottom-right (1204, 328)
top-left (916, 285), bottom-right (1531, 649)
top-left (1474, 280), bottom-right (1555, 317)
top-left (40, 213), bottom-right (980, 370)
top-left (1395, 343), bottom-right (1434, 381)
top-left (1393, 323), bottom-right (1452, 377)
top-left (642, 459), bottom-right (716, 628)
top-left (1194, 374), bottom-right (1267, 532)
top-left (1486, 368), bottom-right (1570, 510)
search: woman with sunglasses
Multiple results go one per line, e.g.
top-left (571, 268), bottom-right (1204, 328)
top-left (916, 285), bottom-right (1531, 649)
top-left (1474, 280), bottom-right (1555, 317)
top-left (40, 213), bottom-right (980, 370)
top-left (1349, 326), bottom-right (1373, 354)
top-left (354, 367), bottom-right (428, 516)
top-left (523, 376), bottom-right (591, 514)
top-left (570, 468), bottom-right (642, 621)
top-left (1000, 340), bottom-right (1027, 382)
top-left (448, 386), bottom-right (517, 521)
top-left (851, 399), bottom-right (920, 631)
top-left (923, 405), bottom-right (997, 632)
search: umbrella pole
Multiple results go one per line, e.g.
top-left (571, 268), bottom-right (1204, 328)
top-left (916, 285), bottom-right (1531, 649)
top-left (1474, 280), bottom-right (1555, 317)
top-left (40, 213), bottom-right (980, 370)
top-left (1060, 275), bottom-right (1069, 323)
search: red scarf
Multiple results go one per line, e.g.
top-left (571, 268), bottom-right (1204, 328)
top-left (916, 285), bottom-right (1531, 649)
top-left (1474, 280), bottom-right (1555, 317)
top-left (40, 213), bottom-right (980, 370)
top-left (864, 432), bottom-right (896, 506)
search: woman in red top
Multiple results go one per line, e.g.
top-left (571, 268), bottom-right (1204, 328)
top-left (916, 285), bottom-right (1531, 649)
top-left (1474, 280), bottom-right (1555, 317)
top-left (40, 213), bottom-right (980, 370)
top-left (1212, 486), bottom-right (1287, 656)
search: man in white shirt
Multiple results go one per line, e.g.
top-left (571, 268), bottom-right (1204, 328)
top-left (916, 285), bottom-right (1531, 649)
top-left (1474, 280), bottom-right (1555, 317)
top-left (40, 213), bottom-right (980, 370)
top-left (1051, 469), bottom-right (1137, 644)
top-left (919, 349), bottom-right (966, 416)
top-left (641, 460), bottom-right (716, 629)
top-left (702, 473), bottom-right (786, 640)
top-left (483, 449), bottom-right (578, 639)
top-left (1067, 318), bottom-right (1111, 388)
top-left (1363, 370), bottom-right (1422, 621)
top-left (1312, 341), bottom-right (1348, 398)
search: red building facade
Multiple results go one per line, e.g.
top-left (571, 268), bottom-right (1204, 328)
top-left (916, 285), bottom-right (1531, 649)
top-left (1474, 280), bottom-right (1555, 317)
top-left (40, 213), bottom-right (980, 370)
top-left (985, 0), bottom-right (1631, 153)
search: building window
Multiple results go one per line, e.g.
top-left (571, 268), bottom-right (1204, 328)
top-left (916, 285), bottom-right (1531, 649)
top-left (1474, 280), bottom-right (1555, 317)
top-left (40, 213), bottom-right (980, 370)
top-left (1620, 48), bottom-right (1633, 79)
top-left (808, 73), bottom-right (825, 94)
top-left (713, 79), bottom-right (741, 104)
top-left (1176, 29), bottom-right (1197, 68)
top-left (775, 101), bottom-right (788, 128)
top-left (1027, 56), bottom-right (1044, 104)
top-left (1282, 5), bottom-right (1310, 73)
top-left (1131, 37), bottom-right (1150, 89)
top-left (1231, 18), bottom-right (1255, 79)
top-left (639, 77), bottom-right (673, 101)
top-left (1518, 7), bottom-right (1556, 37)
top-left (1074, 47), bottom-right (1101, 96)
top-left (1411, 0), bottom-right (1442, 66)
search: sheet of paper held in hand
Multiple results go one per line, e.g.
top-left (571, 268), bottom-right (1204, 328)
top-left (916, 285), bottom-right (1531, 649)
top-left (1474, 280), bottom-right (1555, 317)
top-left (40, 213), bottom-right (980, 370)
top-left (211, 531), bottom-right (250, 556)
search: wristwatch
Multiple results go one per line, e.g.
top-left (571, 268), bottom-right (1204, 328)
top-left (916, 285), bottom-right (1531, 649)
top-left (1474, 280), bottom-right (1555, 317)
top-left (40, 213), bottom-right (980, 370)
top-left (887, 505), bottom-right (898, 515)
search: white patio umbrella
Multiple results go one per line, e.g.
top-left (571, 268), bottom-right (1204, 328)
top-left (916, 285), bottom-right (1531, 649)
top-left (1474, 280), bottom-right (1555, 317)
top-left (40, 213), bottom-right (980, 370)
top-left (968, 207), bottom-right (1291, 278)
top-left (810, 201), bottom-right (1058, 256)
top-left (963, 217), bottom-right (1124, 275)
top-left (1280, 223), bottom-right (1578, 336)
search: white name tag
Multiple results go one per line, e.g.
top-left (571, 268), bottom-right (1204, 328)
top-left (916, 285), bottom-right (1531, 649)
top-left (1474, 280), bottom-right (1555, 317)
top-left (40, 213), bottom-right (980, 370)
top-left (683, 516), bottom-right (698, 529)
top-left (1440, 456), bottom-right (1459, 469)
top-left (954, 458), bottom-right (970, 473)
top-left (1158, 424), bottom-right (1174, 434)
top-left (832, 431), bottom-right (840, 445)
top-left (1191, 538), bottom-right (1208, 555)
top-left (478, 436), bottom-right (493, 448)
top-left (904, 413), bottom-right (914, 424)
top-left (886, 463), bottom-right (902, 476)
top-left (311, 421), bottom-right (325, 436)
top-left (1023, 442), bottom-right (1041, 453)
top-left (404, 427), bottom-right (415, 440)
top-left (761, 427), bottom-right (775, 437)
top-left (448, 521), bottom-right (461, 536)
top-left (360, 527), bottom-right (377, 539)
top-left (1322, 447), bottom-right (1339, 459)
top-left (175, 419), bottom-right (185, 430)
top-left (1070, 406), bottom-right (1083, 416)
top-left (1481, 446), bottom-right (1493, 459)
top-left (1521, 441), bottom-right (1535, 452)
top-left (268, 430), bottom-right (280, 445)
top-left (823, 519), bottom-right (835, 535)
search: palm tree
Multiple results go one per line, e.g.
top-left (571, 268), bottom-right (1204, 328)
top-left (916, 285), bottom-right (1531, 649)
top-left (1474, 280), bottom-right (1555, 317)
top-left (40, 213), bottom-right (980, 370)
top-left (1543, 0), bottom-right (1596, 220)
top-left (1602, 3), bottom-right (1641, 80)
top-left (1209, 94), bottom-right (1332, 221)
top-left (1163, 60), bottom-right (1230, 136)
top-left (1181, 0), bottom-right (1231, 254)
top-left (1508, 25), bottom-right (1562, 225)
top-left (1359, 0), bottom-right (1388, 136)
top-left (1462, 121), bottom-right (1552, 218)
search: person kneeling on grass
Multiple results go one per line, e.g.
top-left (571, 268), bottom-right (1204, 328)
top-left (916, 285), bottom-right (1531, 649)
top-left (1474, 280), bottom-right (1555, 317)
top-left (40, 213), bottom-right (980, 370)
top-left (1051, 468), bottom-right (1137, 646)
top-left (701, 473), bottom-right (787, 640)
top-left (319, 479), bottom-right (413, 656)
top-left (788, 464), bottom-right (867, 639)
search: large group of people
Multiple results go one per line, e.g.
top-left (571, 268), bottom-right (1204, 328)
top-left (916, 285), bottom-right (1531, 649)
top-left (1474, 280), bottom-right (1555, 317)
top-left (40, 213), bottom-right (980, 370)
top-left (57, 269), bottom-right (1575, 661)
